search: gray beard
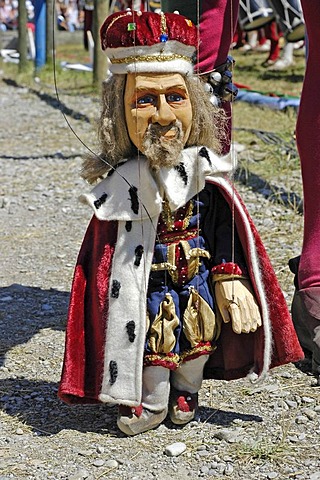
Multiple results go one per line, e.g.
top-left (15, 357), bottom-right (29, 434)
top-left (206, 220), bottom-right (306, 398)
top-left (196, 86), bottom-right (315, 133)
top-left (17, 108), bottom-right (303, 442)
top-left (142, 121), bottom-right (185, 170)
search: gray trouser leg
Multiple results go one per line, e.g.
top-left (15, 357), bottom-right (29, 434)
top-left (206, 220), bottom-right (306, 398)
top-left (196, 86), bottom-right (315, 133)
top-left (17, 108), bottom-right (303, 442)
top-left (142, 366), bottom-right (171, 412)
top-left (171, 355), bottom-right (209, 394)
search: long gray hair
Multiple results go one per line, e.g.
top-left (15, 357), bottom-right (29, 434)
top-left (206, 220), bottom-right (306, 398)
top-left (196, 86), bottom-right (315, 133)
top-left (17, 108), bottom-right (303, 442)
top-left (82, 73), bottom-right (226, 183)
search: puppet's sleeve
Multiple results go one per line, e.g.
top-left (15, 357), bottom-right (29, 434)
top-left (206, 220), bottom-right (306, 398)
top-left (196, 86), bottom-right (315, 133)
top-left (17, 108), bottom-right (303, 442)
top-left (201, 184), bottom-right (246, 270)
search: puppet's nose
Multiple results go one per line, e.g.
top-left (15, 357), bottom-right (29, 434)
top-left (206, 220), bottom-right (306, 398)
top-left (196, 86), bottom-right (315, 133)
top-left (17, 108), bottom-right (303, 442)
top-left (152, 95), bottom-right (176, 126)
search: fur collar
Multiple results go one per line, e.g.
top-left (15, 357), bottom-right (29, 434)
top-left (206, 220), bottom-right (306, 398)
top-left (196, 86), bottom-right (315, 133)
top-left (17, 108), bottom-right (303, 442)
top-left (80, 147), bottom-right (235, 220)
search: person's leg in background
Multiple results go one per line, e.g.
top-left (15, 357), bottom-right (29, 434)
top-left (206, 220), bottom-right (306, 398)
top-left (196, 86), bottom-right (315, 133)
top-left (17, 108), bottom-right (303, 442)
top-left (262, 20), bottom-right (280, 66)
top-left (292, 0), bottom-right (320, 384)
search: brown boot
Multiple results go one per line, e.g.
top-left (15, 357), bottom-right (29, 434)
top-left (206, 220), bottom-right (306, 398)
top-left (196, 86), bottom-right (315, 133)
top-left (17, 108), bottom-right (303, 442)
top-left (292, 289), bottom-right (320, 384)
top-left (289, 257), bottom-right (320, 384)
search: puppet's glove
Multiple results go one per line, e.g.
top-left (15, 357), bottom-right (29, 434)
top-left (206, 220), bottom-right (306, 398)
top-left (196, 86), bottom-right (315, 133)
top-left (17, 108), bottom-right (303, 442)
top-left (212, 263), bottom-right (262, 334)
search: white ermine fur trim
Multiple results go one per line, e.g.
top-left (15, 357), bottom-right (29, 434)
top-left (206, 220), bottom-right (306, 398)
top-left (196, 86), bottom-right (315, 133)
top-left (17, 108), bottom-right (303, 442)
top-left (106, 40), bottom-right (195, 75)
top-left (80, 158), bottom-right (162, 221)
top-left (99, 215), bottom-right (158, 406)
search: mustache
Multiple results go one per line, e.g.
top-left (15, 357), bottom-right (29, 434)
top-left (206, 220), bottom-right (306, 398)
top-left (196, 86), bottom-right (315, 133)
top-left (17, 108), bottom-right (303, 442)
top-left (146, 121), bottom-right (182, 139)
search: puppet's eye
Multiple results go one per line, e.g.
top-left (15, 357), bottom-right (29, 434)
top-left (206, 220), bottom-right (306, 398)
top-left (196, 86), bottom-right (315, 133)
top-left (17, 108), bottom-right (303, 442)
top-left (166, 93), bottom-right (184, 103)
top-left (136, 95), bottom-right (156, 105)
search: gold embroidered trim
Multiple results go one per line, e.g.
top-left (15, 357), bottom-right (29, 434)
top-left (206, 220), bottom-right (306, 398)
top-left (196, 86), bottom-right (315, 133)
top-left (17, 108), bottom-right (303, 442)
top-left (187, 247), bottom-right (211, 260)
top-left (157, 229), bottom-right (197, 244)
top-left (151, 262), bottom-right (177, 272)
top-left (110, 53), bottom-right (192, 64)
top-left (106, 12), bottom-right (130, 35)
top-left (212, 273), bottom-right (248, 282)
top-left (160, 12), bottom-right (167, 36)
top-left (180, 343), bottom-right (216, 361)
top-left (144, 346), bottom-right (216, 366)
top-left (144, 353), bottom-right (180, 365)
top-left (167, 243), bottom-right (178, 283)
top-left (161, 198), bottom-right (194, 232)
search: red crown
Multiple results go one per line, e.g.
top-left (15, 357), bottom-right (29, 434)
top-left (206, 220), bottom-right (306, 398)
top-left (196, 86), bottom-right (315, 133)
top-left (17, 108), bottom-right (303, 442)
top-left (100, 10), bottom-right (197, 75)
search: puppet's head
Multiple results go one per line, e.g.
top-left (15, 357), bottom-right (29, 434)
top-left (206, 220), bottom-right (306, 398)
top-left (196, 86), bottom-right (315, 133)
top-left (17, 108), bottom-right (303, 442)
top-left (82, 10), bottom-right (226, 183)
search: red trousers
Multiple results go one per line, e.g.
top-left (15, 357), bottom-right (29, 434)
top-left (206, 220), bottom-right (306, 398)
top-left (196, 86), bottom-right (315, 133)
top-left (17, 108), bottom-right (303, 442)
top-left (296, 0), bottom-right (320, 290)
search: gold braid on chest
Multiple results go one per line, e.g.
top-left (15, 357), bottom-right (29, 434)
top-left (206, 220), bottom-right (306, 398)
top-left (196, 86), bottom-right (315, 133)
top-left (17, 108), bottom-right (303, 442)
top-left (161, 198), bottom-right (194, 232)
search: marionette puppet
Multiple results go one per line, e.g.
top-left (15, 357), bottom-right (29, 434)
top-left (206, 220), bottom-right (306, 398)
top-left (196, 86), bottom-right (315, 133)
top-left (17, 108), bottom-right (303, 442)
top-left (58, 10), bottom-right (304, 436)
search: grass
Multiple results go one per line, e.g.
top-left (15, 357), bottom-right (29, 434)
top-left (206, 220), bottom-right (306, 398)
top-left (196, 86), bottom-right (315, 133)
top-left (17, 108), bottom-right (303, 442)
top-left (1, 34), bottom-right (95, 94)
top-left (230, 45), bottom-right (305, 198)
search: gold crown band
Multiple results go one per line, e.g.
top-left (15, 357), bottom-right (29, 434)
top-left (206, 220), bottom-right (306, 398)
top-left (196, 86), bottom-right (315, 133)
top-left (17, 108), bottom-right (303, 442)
top-left (160, 12), bottom-right (168, 36)
top-left (105, 11), bottom-right (131, 35)
top-left (110, 53), bottom-right (192, 64)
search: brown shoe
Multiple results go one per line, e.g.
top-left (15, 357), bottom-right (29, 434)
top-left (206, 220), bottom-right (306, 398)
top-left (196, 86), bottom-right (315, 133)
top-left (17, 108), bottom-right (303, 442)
top-left (289, 257), bottom-right (320, 385)
top-left (292, 289), bottom-right (320, 384)
top-left (117, 405), bottom-right (168, 436)
top-left (169, 389), bottom-right (198, 425)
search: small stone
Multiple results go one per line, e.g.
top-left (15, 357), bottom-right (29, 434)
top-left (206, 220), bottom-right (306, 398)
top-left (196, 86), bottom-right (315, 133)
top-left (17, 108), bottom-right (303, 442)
top-left (267, 472), bottom-right (278, 479)
top-left (224, 463), bottom-right (234, 476)
top-left (295, 415), bottom-right (308, 424)
top-left (96, 445), bottom-right (105, 454)
top-left (301, 396), bottom-right (315, 404)
top-left (214, 428), bottom-right (242, 443)
top-left (104, 459), bottom-right (118, 469)
top-left (92, 459), bottom-right (105, 467)
top-left (200, 465), bottom-right (210, 474)
top-left (285, 399), bottom-right (298, 408)
top-left (68, 469), bottom-right (89, 480)
top-left (164, 442), bottom-right (187, 457)
top-left (16, 428), bottom-right (24, 435)
top-left (303, 408), bottom-right (318, 421)
top-left (78, 449), bottom-right (94, 457)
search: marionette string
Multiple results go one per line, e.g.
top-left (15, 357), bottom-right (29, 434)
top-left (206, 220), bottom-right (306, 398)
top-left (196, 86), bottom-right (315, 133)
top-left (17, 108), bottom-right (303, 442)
top-left (51, 1), bottom-right (159, 233)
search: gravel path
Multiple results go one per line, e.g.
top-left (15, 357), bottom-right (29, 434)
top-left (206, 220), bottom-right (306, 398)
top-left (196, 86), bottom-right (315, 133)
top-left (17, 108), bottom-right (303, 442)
top-left (0, 75), bottom-right (319, 480)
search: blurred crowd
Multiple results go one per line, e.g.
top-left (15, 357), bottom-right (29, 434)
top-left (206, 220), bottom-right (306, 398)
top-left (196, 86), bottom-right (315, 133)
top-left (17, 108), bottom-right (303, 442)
top-left (0, 0), bottom-right (34, 31)
top-left (0, 1), bottom-right (161, 33)
top-left (232, 18), bottom-right (304, 71)
top-left (0, 0), bottom-right (17, 31)
top-left (56, 0), bottom-right (161, 32)
top-left (56, 0), bottom-right (82, 32)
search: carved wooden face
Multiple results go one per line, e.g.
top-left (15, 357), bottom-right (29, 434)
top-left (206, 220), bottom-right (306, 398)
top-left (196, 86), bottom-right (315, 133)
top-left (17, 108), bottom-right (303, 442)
top-left (124, 72), bottom-right (193, 154)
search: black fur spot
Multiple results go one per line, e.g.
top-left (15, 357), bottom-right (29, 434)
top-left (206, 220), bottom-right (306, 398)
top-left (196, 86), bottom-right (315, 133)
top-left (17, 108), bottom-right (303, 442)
top-left (174, 163), bottom-right (188, 186)
top-left (94, 193), bottom-right (108, 209)
top-left (111, 280), bottom-right (121, 298)
top-left (125, 221), bottom-right (132, 232)
top-left (107, 161), bottom-right (127, 177)
top-left (109, 360), bottom-right (118, 385)
top-left (198, 147), bottom-right (212, 166)
top-left (129, 186), bottom-right (139, 214)
top-left (126, 321), bottom-right (136, 343)
top-left (134, 245), bottom-right (144, 267)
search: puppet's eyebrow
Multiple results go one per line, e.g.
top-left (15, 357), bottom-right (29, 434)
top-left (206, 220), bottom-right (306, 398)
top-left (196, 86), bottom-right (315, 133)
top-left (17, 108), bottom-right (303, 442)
top-left (134, 84), bottom-right (188, 94)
